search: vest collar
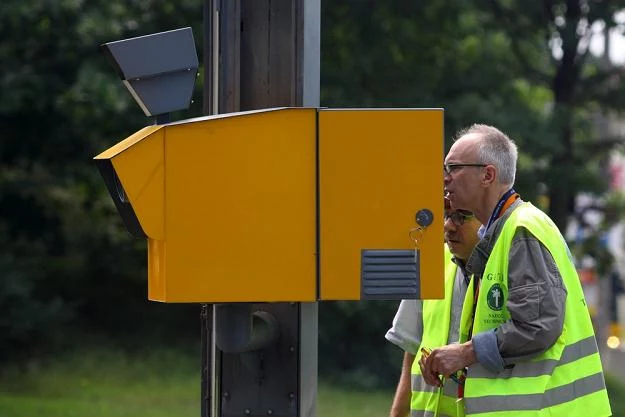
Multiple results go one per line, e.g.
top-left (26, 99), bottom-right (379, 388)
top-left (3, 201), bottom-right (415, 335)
top-left (452, 256), bottom-right (471, 285)
top-left (466, 199), bottom-right (525, 277)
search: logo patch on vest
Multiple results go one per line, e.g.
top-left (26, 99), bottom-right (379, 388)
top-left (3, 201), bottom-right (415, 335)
top-left (487, 284), bottom-right (504, 311)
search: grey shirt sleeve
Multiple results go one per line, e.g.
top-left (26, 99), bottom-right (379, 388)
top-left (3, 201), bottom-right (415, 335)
top-left (385, 299), bottom-right (423, 354)
top-left (472, 228), bottom-right (567, 372)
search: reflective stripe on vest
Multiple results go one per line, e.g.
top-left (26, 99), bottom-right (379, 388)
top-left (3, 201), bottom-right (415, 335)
top-left (410, 409), bottom-right (458, 417)
top-left (411, 246), bottom-right (463, 417)
top-left (462, 203), bottom-right (610, 416)
top-left (465, 372), bottom-right (606, 414)
top-left (468, 335), bottom-right (598, 379)
top-left (412, 374), bottom-right (458, 397)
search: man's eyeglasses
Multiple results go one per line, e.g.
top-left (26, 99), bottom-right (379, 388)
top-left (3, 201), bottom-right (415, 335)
top-left (444, 210), bottom-right (475, 227)
top-left (443, 163), bottom-right (487, 176)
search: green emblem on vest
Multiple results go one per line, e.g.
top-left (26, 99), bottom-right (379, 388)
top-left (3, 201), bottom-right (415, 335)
top-left (487, 283), bottom-right (504, 310)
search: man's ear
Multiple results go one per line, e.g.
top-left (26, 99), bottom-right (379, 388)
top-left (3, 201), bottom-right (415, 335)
top-left (482, 165), bottom-right (496, 186)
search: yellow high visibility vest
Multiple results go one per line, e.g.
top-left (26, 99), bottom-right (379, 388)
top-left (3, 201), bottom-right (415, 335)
top-left (459, 203), bottom-right (611, 416)
top-left (411, 246), bottom-right (464, 417)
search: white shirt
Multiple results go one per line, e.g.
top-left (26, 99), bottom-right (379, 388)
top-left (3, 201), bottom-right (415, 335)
top-left (385, 266), bottom-right (468, 353)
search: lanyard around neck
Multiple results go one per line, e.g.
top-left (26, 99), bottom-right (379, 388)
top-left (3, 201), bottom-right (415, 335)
top-left (469, 189), bottom-right (518, 339)
top-left (485, 188), bottom-right (518, 231)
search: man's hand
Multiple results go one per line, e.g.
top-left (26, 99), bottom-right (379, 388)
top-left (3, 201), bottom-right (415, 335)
top-left (420, 341), bottom-right (477, 386)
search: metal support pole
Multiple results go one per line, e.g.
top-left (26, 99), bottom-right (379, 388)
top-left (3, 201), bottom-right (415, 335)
top-left (200, 304), bottom-right (212, 417)
top-left (202, 0), bottom-right (216, 116)
top-left (201, 2), bottom-right (219, 417)
top-left (214, 304), bottom-right (279, 353)
top-left (154, 113), bottom-right (171, 125)
top-left (201, 1), bottom-right (320, 416)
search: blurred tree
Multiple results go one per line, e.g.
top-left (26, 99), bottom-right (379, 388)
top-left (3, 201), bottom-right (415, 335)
top-left (319, 300), bottom-right (403, 388)
top-left (0, 0), bottom-right (202, 361)
top-left (477, 0), bottom-right (625, 232)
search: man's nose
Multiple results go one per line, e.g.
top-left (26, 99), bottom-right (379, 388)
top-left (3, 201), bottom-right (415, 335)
top-left (444, 217), bottom-right (455, 232)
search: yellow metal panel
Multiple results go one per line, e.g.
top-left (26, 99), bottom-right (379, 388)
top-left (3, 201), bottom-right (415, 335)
top-left (157, 108), bottom-right (317, 302)
top-left (111, 129), bottom-right (165, 240)
top-left (148, 239), bottom-right (166, 301)
top-left (318, 109), bottom-right (444, 300)
top-left (95, 125), bottom-right (161, 159)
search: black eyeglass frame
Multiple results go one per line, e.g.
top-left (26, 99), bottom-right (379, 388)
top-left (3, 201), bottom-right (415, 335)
top-left (444, 210), bottom-right (475, 227)
top-left (443, 163), bottom-right (487, 175)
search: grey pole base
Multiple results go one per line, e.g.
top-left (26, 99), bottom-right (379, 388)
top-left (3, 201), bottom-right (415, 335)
top-left (214, 303), bottom-right (279, 353)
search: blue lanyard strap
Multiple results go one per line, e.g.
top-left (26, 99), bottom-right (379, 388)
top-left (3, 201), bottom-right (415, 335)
top-left (485, 188), bottom-right (517, 231)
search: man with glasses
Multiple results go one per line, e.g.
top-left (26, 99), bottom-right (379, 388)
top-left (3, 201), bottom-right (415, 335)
top-left (422, 124), bottom-right (610, 416)
top-left (387, 198), bottom-right (481, 417)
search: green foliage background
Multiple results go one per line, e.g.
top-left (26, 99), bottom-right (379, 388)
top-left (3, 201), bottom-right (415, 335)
top-left (2, 0), bottom-right (625, 389)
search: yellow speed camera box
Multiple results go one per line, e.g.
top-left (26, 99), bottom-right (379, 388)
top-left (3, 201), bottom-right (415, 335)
top-left (95, 108), bottom-right (444, 302)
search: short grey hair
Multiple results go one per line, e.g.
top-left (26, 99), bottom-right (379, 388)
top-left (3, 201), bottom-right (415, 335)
top-left (455, 124), bottom-right (517, 186)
